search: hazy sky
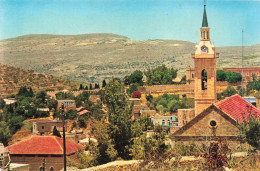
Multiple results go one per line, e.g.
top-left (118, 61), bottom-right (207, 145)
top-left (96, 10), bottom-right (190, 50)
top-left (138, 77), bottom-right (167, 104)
top-left (0, 0), bottom-right (259, 46)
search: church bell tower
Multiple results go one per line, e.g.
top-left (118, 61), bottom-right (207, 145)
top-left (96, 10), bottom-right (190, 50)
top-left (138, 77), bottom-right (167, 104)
top-left (193, 2), bottom-right (219, 116)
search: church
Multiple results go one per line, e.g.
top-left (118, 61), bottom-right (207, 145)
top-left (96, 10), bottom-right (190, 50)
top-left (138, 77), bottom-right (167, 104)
top-left (171, 3), bottom-right (260, 147)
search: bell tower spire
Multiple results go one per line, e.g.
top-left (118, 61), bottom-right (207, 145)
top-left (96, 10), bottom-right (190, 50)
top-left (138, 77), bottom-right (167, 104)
top-left (202, 0), bottom-right (208, 27)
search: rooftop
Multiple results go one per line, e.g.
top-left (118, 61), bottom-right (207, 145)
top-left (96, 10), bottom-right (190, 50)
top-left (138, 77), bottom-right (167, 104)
top-left (7, 136), bottom-right (84, 155)
top-left (215, 94), bottom-right (260, 122)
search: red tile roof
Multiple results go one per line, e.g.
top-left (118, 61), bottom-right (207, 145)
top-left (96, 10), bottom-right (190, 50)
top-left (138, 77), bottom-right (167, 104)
top-left (215, 94), bottom-right (260, 122)
top-left (7, 136), bottom-right (84, 155)
top-left (78, 110), bottom-right (90, 116)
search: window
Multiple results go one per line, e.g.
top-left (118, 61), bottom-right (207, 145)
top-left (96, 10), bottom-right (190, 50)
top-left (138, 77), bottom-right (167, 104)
top-left (192, 73), bottom-right (194, 78)
top-left (204, 31), bottom-right (206, 39)
top-left (202, 69), bottom-right (207, 90)
top-left (162, 120), bottom-right (165, 126)
top-left (167, 120), bottom-right (171, 126)
top-left (40, 167), bottom-right (44, 171)
top-left (210, 120), bottom-right (217, 127)
top-left (42, 126), bottom-right (44, 129)
top-left (50, 167), bottom-right (54, 171)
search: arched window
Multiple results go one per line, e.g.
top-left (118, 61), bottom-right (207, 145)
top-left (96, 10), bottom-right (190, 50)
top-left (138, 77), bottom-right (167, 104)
top-left (202, 70), bottom-right (207, 90)
top-left (50, 167), bottom-right (54, 171)
top-left (162, 120), bottom-right (165, 126)
top-left (40, 167), bottom-right (44, 171)
top-left (192, 73), bottom-right (194, 78)
top-left (204, 31), bottom-right (206, 39)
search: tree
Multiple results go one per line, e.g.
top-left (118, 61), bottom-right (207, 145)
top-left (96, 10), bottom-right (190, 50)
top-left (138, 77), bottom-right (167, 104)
top-left (55, 92), bottom-right (75, 100)
top-left (17, 86), bottom-right (34, 97)
top-left (53, 126), bottom-right (61, 137)
top-left (0, 98), bottom-right (5, 109)
top-left (218, 86), bottom-right (237, 100)
top-left (127, 84), bottom-right (138, 97)
top-left (217, 70), bottom-right (226, 81)
top-left (47, 98), bottom-right (58, 111)
top-left (225, 71), bottom-right (242, 83)
top-left (238, 107), bottom-right (260, 149)
top-left (102, 78), bottom-right (132, 159)
top-left (124, 70), bottom-right (143, 85)
top-left (131, 91), bottom-right (141, 98)
top-left (78, 118), bottom-right (86, 128)
top-left (102, 80), bottom-right (107, 88)
top-left (145, 65), bottom-right (178, 85)
top-left (36, 90), bottom-right (47, 104)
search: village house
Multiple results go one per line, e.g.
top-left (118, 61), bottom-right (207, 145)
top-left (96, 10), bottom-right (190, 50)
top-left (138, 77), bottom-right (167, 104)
top-left (7, 136), bottom-right (84, 171)
top-left (33, 120), bottom-right (67, 136)
top-left (151, 115), bottom-right (177, 127)
top-left (57, 100), bottom-right (76, 112)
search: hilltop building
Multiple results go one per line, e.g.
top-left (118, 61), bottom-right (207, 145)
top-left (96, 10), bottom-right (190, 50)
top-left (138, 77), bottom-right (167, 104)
top-left (186, 67), bottom-right (260, 83)
top-left (171, 3), bottom-right (260, 147)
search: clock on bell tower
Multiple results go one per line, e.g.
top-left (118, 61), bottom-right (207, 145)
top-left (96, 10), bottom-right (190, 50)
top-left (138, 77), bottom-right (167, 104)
top-left (192, 2), bottom-right (219, 116)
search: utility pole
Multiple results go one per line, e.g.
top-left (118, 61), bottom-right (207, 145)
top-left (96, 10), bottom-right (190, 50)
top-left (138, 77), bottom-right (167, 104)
top-left (61, 103), bottom-right (67, 171)
top-left (242, 29), bottom-right (244, 97)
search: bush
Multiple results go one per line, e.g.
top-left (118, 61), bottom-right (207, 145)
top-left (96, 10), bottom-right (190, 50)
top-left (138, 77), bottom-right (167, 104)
top-left (146, 94), bottom-right (153, 102)
top-left (201, 137), bottom-right (231, 170)
top-left (127, 84), bottom-right (138, 97)
top-left (132, 91), bottom-right (141, 98)
top-left (78, 118), bottom-right (86, 128)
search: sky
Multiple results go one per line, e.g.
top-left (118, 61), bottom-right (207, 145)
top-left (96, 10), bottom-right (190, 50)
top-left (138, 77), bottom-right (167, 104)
top-left (0, 0), bottom-right (259, 47)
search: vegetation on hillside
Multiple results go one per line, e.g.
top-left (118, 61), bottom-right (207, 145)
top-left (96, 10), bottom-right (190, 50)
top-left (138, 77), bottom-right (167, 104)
top-left (145, 65), bottom-right (178, 85)
top-left (146, 94), bottom-right (194, 114)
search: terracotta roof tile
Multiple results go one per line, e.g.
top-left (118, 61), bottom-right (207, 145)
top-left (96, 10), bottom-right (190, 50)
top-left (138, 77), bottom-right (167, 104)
top-left (78, 110), bottom-right (90, 116)
top-left (7, 136), bottom-right (84, 155)
top-left (215, 94), bottom-right (260, 122)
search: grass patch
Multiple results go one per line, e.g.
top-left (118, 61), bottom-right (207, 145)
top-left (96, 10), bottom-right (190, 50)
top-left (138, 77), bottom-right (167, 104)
top-left (243, 55), bottom-right (259, 60)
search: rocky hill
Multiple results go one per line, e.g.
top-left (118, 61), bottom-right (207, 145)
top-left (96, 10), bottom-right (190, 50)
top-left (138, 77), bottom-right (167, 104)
top-left (0, 33), bottom-right (259, 83)
top-left (0, 64), bottom-right (77, 97)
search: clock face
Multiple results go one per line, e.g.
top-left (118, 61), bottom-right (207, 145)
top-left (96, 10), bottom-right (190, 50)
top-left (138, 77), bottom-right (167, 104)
top-left (201, 46), bottom-right (208, 53)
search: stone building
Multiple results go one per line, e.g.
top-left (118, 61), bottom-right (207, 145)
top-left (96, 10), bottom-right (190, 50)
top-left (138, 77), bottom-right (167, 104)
top-left (7, 136), bottom-right (84, 171)
top-left (57, 100), bottom-right (76, 112)
top-left (33, 120), bottom-right (67, 135)
top-left (151, 115), bottom-right (177, 127)
top-left (172, 3), bottom-right (260, 147)
top-left (171, 95), bottom-right (260, 147)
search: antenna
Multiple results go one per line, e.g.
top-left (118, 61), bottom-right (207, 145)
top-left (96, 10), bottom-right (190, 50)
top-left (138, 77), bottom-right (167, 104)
top-left (204, 0), bottom-right (206, 6)
top-left (241, 29), bottom-right (244, 97)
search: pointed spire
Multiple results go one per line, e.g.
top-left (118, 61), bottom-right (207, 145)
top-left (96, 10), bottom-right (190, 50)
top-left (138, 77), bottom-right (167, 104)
top-left (202, 1), bottom-right (208, 27)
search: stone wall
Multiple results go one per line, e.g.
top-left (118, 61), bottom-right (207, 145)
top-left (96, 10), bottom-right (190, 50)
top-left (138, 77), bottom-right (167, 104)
top-left (177, 109), bottom-right (195, 126)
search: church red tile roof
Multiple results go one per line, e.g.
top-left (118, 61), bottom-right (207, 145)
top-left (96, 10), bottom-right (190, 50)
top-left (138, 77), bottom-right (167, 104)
top-left (215, 94), bottom-right (260, 122)
top-left (7, 136), bottom-right (85, 155)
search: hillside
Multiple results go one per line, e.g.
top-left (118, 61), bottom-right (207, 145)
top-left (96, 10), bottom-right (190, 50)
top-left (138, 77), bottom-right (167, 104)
top-left (0, 64), bottom-right (77, 97)
top-left (0, 33), bottom-right (259, 83)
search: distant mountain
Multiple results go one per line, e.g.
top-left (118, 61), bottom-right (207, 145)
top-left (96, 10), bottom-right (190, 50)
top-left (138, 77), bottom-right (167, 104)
top-left (0, 33), bottom-right (259, 83)
top-left (0, 64), bottom-right (77, 97)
